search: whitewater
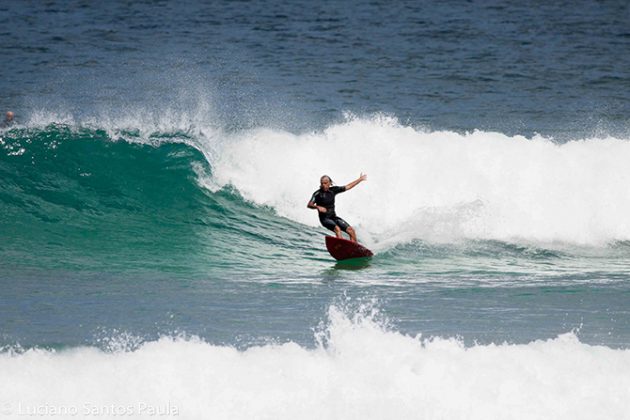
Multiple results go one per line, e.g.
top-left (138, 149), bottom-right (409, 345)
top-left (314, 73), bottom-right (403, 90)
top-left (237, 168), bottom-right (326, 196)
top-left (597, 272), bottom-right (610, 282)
top-left (0, 305), bottom-right (628, 420)
top-left (207, 115), bottom-right (630, 247)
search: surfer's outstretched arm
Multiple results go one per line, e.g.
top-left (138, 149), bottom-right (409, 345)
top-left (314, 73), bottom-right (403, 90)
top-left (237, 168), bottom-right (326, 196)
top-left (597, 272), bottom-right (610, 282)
top-left (344, 173), bottom-right (367, 191)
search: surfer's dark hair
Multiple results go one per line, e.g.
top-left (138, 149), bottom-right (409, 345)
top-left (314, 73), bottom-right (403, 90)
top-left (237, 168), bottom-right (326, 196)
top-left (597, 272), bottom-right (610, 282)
top-left (320, 175), bottom-right (334, 186)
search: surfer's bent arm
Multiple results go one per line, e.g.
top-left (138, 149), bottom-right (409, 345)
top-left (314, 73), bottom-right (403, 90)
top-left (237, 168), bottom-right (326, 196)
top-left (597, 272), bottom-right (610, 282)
top-left (307, 199), bottom-right (326, 213)
top-left (344, 173), bottom-right (367, 191)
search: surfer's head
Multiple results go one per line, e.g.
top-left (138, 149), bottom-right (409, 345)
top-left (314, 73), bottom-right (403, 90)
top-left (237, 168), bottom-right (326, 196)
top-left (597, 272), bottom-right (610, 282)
top-left (320, 175), bottom-right (333, 191)
top-left (5, 111), bottom-right (14, 122)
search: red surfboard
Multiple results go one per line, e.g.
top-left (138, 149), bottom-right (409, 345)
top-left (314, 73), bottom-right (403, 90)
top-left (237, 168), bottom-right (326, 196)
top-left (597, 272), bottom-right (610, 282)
top-left (325, 236), bottom-right (374, 261)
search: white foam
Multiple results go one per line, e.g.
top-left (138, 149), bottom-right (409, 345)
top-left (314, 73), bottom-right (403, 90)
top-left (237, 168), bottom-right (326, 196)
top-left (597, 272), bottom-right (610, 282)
top-left (1, 306), bottom-right (629, 420)
top-left (209, 115), bottom-right (630, 247)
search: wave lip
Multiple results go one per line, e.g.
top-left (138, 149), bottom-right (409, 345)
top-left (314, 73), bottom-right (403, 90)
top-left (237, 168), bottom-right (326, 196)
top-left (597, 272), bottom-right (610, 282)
top-left (1, 306), bottom-right (629, 420)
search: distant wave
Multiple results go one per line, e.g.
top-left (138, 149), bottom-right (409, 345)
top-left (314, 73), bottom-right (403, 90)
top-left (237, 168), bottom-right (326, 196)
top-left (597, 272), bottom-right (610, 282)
top-left (1, 305), bottom-right (629, 420)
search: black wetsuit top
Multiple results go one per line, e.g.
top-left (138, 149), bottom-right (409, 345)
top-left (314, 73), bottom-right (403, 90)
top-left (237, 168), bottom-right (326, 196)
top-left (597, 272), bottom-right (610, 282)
top-left (310, 186), bottom-right (346, 219)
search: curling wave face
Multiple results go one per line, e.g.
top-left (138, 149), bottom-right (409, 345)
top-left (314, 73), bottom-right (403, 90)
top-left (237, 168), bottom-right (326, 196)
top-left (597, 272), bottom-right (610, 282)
top-left (0, 122), bottom-right (318, 274)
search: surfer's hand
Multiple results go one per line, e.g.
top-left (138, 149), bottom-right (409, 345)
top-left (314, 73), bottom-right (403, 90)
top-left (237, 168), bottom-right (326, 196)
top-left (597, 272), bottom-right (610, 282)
top-left (317, 206), bottom-right (326, 213)
top-left (359, 173), bottom-right (367, 182)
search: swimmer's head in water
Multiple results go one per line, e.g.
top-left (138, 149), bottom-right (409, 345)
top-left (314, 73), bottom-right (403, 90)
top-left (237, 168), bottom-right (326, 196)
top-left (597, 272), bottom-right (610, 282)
top-left (5, 111), bottom-right (14, 122)
top-left (320, 175), bottom-right (333, 191)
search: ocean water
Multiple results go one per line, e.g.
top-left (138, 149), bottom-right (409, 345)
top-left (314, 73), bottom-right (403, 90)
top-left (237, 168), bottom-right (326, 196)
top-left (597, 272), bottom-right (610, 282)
top-left (2, 1), bottom-right (630, 419)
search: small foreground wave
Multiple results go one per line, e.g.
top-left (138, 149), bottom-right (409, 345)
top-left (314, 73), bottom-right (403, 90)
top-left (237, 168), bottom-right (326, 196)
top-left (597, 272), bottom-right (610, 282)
top-left (1, 305), bottom-right (629, 420)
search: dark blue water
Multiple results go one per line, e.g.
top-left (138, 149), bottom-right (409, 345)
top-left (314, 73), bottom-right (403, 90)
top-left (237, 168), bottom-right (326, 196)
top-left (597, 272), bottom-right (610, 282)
top-left (2, 0), bottom-right (629, 136)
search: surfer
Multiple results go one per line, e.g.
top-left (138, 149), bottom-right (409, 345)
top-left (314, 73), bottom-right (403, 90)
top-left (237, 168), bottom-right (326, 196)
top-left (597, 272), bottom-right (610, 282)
top-left (307, 173), bottom-right (367, 242)
top-left (1, 111), bottom-right (14, 128)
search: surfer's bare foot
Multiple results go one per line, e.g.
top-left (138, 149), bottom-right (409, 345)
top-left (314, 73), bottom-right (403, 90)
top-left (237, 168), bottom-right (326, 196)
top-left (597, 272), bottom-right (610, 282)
top-left (347, 226), bottom-right (357, 242)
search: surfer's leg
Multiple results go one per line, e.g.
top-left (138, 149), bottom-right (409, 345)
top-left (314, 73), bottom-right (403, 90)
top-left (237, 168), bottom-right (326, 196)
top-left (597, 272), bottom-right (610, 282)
top-left (334, 218), bottom-right (355, 242)
top-left (346, 226), bottom-right (357, 242)
top-left (320, 217), bottom-right (338, 235)
top-left (333, 225), bottom-right (343, 238)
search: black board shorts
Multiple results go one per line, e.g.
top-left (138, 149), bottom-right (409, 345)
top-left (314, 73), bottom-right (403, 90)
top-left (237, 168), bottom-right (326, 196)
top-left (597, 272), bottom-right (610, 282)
top-left (319, 216), bottom-right (350, 232)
